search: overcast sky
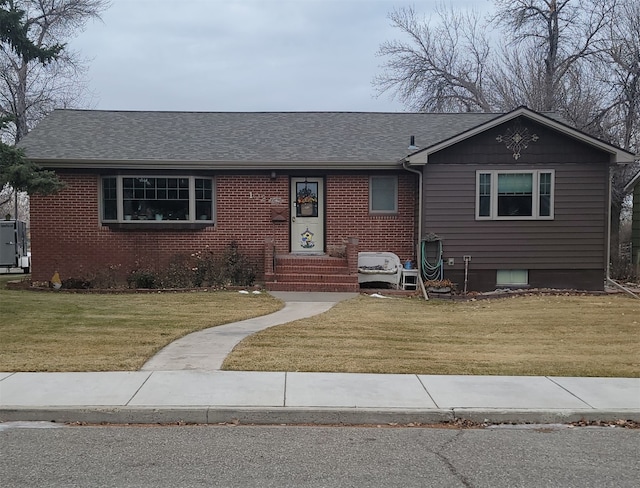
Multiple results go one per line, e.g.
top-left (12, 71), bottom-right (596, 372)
top-left (69, 0), bottom-right (491, 113)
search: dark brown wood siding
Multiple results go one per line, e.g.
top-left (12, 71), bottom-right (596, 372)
top-left (421, 117), bottom-right (610, 289)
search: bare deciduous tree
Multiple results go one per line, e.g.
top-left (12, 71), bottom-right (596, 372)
top-left (0, 0), bottom-right (109, 144)
top-left (0, 0), bottom-right (108, 219)
top-left (492, 0), bottom-right (614, 111)
top-left (603, 0), bottom-right (640, 152)
top-left (375, 5), bottom-right (493, 112)
top-left (377, 1), bottom-right (617, 117)
top-left (0, 184), bottom-right (27, 218)
top-left (599, 0), bottom-right (640, 274)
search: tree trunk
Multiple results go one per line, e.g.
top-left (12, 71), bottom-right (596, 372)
top-left (543, 0), bottom-right (560, 111)
top-left (609, 202), bottom-right (622, 279)
top-left (14, 58), bottom-right (29, 143)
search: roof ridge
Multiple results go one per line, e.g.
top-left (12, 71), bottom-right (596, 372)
top-left (51, 108), bottom-right (504, 116)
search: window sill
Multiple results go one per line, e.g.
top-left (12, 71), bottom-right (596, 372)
top-left (369, 213), bottom-right (398, 219)
top-left (476, 216), bottom-right (554, 221)
top-left (103, 222), bottom-right (213, 231)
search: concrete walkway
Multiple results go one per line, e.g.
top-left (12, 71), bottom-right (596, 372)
top-left (141, 292), bottom-right (357, 371)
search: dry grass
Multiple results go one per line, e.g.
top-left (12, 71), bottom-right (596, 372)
top-left (223, 294), bottom-right (640, 377)
top-left (3, 269), bottom-right (639, 377)
top-left (0, 282), bottom-right (282, 371)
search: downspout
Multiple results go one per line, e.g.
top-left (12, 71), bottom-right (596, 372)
top-left (606, 167), bottom-right (612, 284)
top-left (403, 157), bottom-right (429, 300)
top-left (608, 277), bottom-right (640, 299)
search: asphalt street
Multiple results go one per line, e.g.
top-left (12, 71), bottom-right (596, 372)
top-left (1, 423), bottom-right (638, 487)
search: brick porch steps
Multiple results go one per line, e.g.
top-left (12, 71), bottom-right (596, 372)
top-left (265, 254), bottom-right (359, 292)
top-left (266, 281), bottom-right (359, 292)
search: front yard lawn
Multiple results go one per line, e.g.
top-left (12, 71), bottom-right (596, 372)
top-left (0, 282), bottom-right (282, 371)
top-left (223, 294), bottom-right (640, 377)
top-left (2, 272), bottom-right (638, 378)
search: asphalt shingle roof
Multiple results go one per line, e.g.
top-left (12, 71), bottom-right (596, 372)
top-left (19, 110), bottom-right (502, 164)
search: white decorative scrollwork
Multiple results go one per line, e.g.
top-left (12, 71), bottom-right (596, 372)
top-left (496, 123), bottom-right (539, 160)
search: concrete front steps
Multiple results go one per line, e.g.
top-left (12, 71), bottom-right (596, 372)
top-left (265, 254), bottom-right (359, 292)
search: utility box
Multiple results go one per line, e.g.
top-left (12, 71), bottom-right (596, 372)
top-left (1, 219), bottom-right (30, 273)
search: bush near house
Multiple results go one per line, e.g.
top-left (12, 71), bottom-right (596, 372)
top-left (58, 241), bottom-right (257, 290)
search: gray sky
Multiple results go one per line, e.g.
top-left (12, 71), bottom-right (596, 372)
top-left (70, 0), bottom-right (490, 112)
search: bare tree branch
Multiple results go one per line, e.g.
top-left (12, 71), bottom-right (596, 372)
top-left (374, 5), bottom-right (493, 112)
top-left (492, 0), bottom-right (614, 111)
top-left (0, 0), bottom-right (109, 143)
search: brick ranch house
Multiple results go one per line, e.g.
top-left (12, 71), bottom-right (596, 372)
top-left (18, 106), bottom-right (634, 292)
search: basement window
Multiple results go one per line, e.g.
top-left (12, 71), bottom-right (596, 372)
top-left (496, 269), bottom-right (529, 287)
top-left (101, 176), bottom-right (214, 223)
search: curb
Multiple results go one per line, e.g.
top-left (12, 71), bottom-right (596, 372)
top-left (452, 408), bottom-right (640, 424)
top-left (2, 407), bottom-right (639, 426)
top-left (0, 408), bottom-right (453, 425)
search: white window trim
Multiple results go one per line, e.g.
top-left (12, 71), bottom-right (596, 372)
top-left (100, 175), bottom-right (215, 224)
top-left (475, 169), bottom-right (554, 220)
top-left (369, 175), bottom-right (398, 214)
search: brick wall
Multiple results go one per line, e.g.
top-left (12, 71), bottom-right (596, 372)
top-left (325, 173), bottom-right (417, 263)
top-left (30, 171), bottom-right (417, 283)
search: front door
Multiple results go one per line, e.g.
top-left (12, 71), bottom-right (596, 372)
top-left (291, 177), bottom-right (324, 253)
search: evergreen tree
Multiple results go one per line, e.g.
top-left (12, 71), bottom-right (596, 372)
top-left (0, 1), bottom-right (64, 204)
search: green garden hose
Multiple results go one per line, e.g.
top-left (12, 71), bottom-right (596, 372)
top-left (421, 239), bottom-right (443, 281)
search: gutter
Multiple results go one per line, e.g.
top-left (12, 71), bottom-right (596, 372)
top-left (23, 158), bottom-right (404, 172)
top-left (402, 157), bottom-right (429, 300)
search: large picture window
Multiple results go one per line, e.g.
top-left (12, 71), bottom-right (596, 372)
top-left (101, 176), bottom-right (214, 223)
top-left (370, 175), bottom-right (398, 213)
top-left (476, 170), bottom-right (554, 220)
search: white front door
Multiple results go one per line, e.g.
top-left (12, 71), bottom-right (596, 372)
top-left (291, 177), bottom-right (324, 253)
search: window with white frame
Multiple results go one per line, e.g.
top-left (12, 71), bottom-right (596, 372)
top-left (476, 170), bottom-right (554, 220)
top-left (370, 175), bottom-right (398, 213)
top-left (101, 176), bottom-right (214, 223)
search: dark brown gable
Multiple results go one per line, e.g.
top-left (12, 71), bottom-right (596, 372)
top-left (421, 115), bottom-right (610, 291)
top-left (428, 116), bottom-right (610, 166)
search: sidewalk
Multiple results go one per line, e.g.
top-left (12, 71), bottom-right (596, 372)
top-left (1, 291), bottom-right (639, 425)
top-left (1, 371), bottom-right (638, 425)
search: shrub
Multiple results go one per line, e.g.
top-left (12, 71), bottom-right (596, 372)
top-left (88, 264), bottom-right (122, 289)
top-left (78, 242), bottom-right (257, 290)
top-left (127, 269), bottom-right (159, 289)
top-left (61, 277), bottom-right (92, 289)
top-left (221, 241), bottom-right (256, 286)
top-left (161, 254), bottom-right (196, 288)
top-left (191, 249), bottom-right (224, 287)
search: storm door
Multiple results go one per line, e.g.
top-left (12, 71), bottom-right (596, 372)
top-left (290, 177), bottom-right (324, 253)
